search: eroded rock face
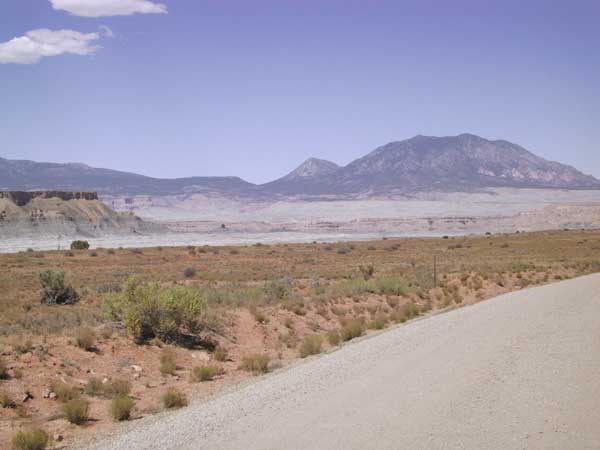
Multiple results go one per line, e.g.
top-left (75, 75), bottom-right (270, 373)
top-left (0, 191), bottom-right (98, 206)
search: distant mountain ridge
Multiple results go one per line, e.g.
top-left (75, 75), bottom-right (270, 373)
top-left (2, 134), bottom-right (598, 197)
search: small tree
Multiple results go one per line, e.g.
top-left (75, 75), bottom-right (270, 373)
top-left (70, 240), bottom-right (90, 250)
top-left (39, 270), bottom-right (79, 305)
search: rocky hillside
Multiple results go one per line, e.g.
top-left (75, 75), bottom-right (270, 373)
top-left (0, 190), bottom-right (159, 238)
top-left (2, 134), bottom-right (598, 198)
top-left (0, 157), bottom-right (255, 196)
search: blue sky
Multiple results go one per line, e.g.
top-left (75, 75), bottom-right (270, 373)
top-left (1, 0), bottom-right (599, 183)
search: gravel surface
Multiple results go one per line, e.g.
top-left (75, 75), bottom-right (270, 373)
top-left (82, 274), bottom-right (600, 450)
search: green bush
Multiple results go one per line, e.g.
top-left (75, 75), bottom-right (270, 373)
top-left (12, 428), bottom-right (48, 450)
top-left (161, 388), bottom-right (188, 409)
top-left (299, 335), bottom-right (322, 358)
top-left (70, 240), bottom-right (90, 250)
top-left (105, 278), bottom-right (204, 344)
top-left (190, 365), bottom-right (224, 382)
top-left (159, 349), bottom-right (177, 375)
top-left (39, 270), bottom-right (79, 305)
top-left (62, 399), bottom-right (90, 425)
top-left (341, 319), bottom-right (365, 342)
top-left (239, 354), bottom-right (270, 374)
top-left (374, 276), bottom-right (408, 296)
top-left (110, 395), bottom-right (135, 421)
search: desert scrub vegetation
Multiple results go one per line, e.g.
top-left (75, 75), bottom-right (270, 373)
top-left (74, 327), bottom-right (96, 351)
top-left (161, 388), bottom-right (188, 409)
top-left (1, 391), bottom-right (16, 408)
top-left (212, 346), bottom-right (228, 362)
top-left (51, 382), bottom-right (81, 402)
top-left (190, 365), bottom-right (225, 382)
top-left (341, 319), bottom-right (365, 342)
top-left (12, 428), bottom-right (49, 450)
top-left (62, 398), bottom-right (90, 425)
top-left (70, 240), bottom-right (90, 250)
top-left (299, 335), bottom-right (323, 358)
top-left (239, 354), bottom-right (271, 374)
top-left (105, 278), bottom-right (204, 344)
top-left (110, 395), bottom-right (135, 421)
top-left (0, 356), bottom-right (8, 379)
top-left (327, 330), bottom-right (341, 346)
top-left (159, 348), bottom-right (178, 375)
top-left (38, 269), bottom-right (79, 305)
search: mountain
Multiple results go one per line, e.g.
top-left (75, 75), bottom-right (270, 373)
top-left (2, 134), bottom-right (598, 198)
top-left (0, 157), bottom-right (256, 196)
top-left (261, 158), bottom-right (340, 194)
top-left (261, 134), bottom-right (600, 196)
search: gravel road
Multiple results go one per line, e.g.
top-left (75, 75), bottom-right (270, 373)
top-left (83, 274), bottom-right (600, 450)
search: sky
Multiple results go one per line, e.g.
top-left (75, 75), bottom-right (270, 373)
top-left (1, 0), bottom-right (599, 184)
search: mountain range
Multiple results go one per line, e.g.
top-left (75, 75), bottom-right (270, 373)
top-left (2, 134), bottom-right (598, 198)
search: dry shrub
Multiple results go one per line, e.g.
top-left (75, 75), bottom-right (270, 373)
top-left (190, 365), bottom-right (224, 382)
top-left (75, 327), bottom-right (96, 351)
top-left (51, 382), bottom-right (81, 402)
top-left (84, 378), bottom-right (104, 397)
top-left (110, 395), bottom-right (135, 421)
top-left (159, 349), bottom-right (177, 375)
top-left (299, 335), bottom-right (322, 358)
top-left (12, 428), bottom-right (48, 450)
top-left (183, 267), bottom-right (196, 278)
top-left (212, 346), bottom-right (228, 362)
top-left (327, 330), bottom-right (341, 346)
top-left (0, 356), bottom-right (8, 380)
top-left (341, 319), bottom-right (365, 342)
top-left (1, 391), bottom-right (16, 408)
top-left (104, 379), bottom-right (132, 398)
top-left (239, 354), bottom-right (270, 374)
top-left (39, 270), bottom-right (79, 305)
top-left (161, 388), bottom-right (188, 409)
top-left (62, 399), bottom-right (90, 425)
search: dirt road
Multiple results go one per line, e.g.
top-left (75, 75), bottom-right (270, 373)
top-left (83, 274), bottom-right (600, 450)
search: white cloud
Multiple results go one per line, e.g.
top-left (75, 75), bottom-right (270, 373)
top-left (99, 25), bottom-right (114, 38)
top-left (0, 29), bottom-right (100, 64)
top-left (49, 0), bottom-right (167, 17)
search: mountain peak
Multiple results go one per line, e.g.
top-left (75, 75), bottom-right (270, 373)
top-left (282, 157), bottom-right (340, 180)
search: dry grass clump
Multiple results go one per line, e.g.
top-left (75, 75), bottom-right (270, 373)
top-left (1, 391), bottom-right (16, 408)
top-left (161, 388), bottom-right (188, 409)
top-left (212, 346), bottom-right (228, 362)
top-left (12, 428), bottom-right (49, 450)
top-left (239, 354), bottom-right (270, 374)
top-left (75, 327), bottom-right (96, 351)
top-left (62, 398), bottom-right (90, 425)
top-left (190, 365), bottom-right (225, 382)
top-left (51, 382), bottom-right (81, 402)
top-left (110, 395), bottom-right (135, 421)
top-left (327, 330), bottom-right (341, 346)
top-left (299, 335), bottom-right (323, 358)
top-left (159, 349), bottom-right (177, 375)
top-left (104, 379), bottom-right (132, 398)
top-left (341, 319), bottom-right (365, 342)
top-left (0, 356), bottom-right (9, 380)
top-left (368, 313), bottom-right (388, 330)
top-left (84, 378), bottom-right (104, 397)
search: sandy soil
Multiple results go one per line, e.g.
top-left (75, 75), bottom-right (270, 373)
top-left (79, 274), bottom-right (600, 450)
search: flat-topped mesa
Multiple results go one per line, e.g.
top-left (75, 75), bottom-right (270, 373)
top-left (0, 191), bottom-right (98, 206)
